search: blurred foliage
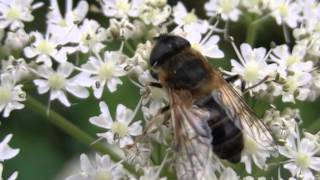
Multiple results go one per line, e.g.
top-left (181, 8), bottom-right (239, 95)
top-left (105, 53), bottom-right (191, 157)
top-left (0, 0), bottom-right (319, 180)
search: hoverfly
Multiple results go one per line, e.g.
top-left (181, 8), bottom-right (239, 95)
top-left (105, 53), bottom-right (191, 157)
top-left (149, 34), bottom-right (275, 180)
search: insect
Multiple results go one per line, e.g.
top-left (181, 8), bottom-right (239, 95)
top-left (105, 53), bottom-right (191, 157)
top-left (149, 34), bottom-right (275, 180)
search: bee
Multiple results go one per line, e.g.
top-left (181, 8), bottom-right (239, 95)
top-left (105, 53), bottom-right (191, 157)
top-left (149, 34), bottom-right (275, 180)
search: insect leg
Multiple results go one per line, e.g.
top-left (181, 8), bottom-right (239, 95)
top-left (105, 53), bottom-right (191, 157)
top-left (243, 76), bottom-right (269, 93)
top-left (225, 75), bottom-right (246, 92)
top-left (125, 105), bottom-right (170, 149)
top-left (149, 82), bottom-right (162, 88)
top-left (225, 75), bottom-right (240, 83)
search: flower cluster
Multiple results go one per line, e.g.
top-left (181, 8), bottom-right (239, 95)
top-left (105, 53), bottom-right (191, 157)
top-left (0, 0), bottom-right (319, 179)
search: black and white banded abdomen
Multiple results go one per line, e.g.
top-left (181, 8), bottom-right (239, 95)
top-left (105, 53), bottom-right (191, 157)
top-left (195, 96), bottom-right (244, 163)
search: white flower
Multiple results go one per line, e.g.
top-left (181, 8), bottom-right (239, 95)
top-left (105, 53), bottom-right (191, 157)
top-left (1, 56), bottom-right (29, 82)
top-left (90, 102), bottom-right (143, 148)
top-left (219, 167), bottom-right (239, 180)
top-left (106, 18), bottom-right (136, 40)
top-left (0, 163), bottom-right (18, 180)
top-left (173, 2), bottom-right (209, 34)
top-left (299, 0), bottom-right (320, 21)
top-left (230, 43), bottom-right (277, 93)
top-left (79, 51), bottom-right (127, 98)
top-left (269, 44), bottom-right (315, 102)
top-left (273, 62), bottom-right (313, 103)
top-left (47, 0), bottom-right (88, 45)
top-left (241, 0), bottom-right (267, 14)
top-left (269, 0), bottom-right (301, 28)
top-left (0, 74), bottom-right (25, 117)
top-left (76, 19), bottom-right (106, 53)
top-left (100, 0), bottom-right (140, 18)
top-left (279, 136), bottom-right (320, 180)
top-left (33, 62), bottom-right (89, 107)
top-left (0, 134), bottom-right (19, 162)
top-left (241, 134), bottom-right (271, 174)
top-left (205, 0), bottom-right (241, 22)
top-left (270, 44), bottom-right (306, 75)
top-left (185, 31), bottom-right (224, 59)
top-left (24, 31), bottom-right (68, 66)
top-left (0, 0), bottom-right (43, 30)
top-left (66, 153), bottom-right (125, 180)
top-left (4, 28), bottom-right (29, 50)
top-left (264, 108), bottom-right (300, 142)
top-left (139, 3), bottom-right (171, 26)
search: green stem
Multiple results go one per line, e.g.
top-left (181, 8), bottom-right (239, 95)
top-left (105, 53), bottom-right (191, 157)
top-left (124, 41), bottom-right (135, 57)
top-left (307, 118), bottom-right (320, 133)
top-left (245, 14), bottom-right (271, 46)
top-left (25, 95), bottom-right (140, 176)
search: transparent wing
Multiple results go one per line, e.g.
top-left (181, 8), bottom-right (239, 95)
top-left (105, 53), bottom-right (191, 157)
top-left (212, 81), bottom-right (276, 150)
top-left (169, 89), bottom-right (218, 180)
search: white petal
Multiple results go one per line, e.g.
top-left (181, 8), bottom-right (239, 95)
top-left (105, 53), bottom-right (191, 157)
top-left (80, 154), bottom-right (94, 173)
top-left (116, 104), bottom-right (132, 123)
top-left (284, 162), bottom-right (298, 176)
top-left (93, 80), bottom-right (105, 99)
top-left (65, 84), bottom-right (89, 98)
top-left (128, 121), bottom-right (142, 136)
top-left (240, 43), bottom-right (253, 61)
top-left (99, 101), bottom-right (112, 118)
top-left (119, 136), bottom-right (133, 148)
top-left (37, 65), bottom-right (53, 78)
top-left (89, 116), bottom-right (112, 129)
top-left (7, 171), bottom-right (18, 180)
top-left (310, 157), bottom-right (320, 171)
top-left (97, 132), bottom-right (114, 145)
top-left (106, 78), bottom-right (122, 93)
top-left (24, 47), bottom-right (38, 58)
top-left (58, 62), bottom-right (74, 77)
top-left (0, 135), bottom-right (19, 161)
top-left (33, 79), bottom-right (50, 94)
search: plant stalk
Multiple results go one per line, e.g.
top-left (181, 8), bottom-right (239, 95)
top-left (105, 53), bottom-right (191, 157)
top-left (25, 95), bottom-right (140, 176)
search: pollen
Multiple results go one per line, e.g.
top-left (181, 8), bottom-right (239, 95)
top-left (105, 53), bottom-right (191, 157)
top-left (219, 0), bottom-right (234, 13)
top-left (98, 62), bottom-right (115, 80)
top-left (243, 62), bottom-right (259, 82)
top-left (285, 55), bottom-right (300, 66)
top-left (48, 73), bottom-right (66, 90)
top-left (95, 169), bottom-right (112, 180)
top-left (0, 87), bottom-right (12, 105)
top-left (58, 19), bottom-right (67, 27)
top-left (183, 10), bottom-right (197, 24)
top-left (111, 121), bottom-right (128, 138)
top-left (296, 152), bottom-right (311, 169)
top-left (36, 40), bottom-right (55, 55)
top-left (278, 3), bottom-right (289, 17)
top-left (5, 7), bottom-right (20, 20)
top-left (283, 77), bottom-right (297, 93)
top-left (116, 0), bottom-right (130, 13)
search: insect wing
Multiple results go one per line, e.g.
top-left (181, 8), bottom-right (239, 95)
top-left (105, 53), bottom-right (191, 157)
top-left (212, 80), bottom-right (275, 149)
top-left (169, 89), bottom-right (218, 180)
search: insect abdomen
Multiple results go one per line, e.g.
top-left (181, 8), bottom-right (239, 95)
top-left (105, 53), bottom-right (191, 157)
top-left (196, 96), bottom-right (244, 163)
top-left (209, 116), bottom-right (244, 163)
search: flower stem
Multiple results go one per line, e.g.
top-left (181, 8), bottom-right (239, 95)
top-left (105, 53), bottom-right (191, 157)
top-left (25, 95), bottom-right (141, 176)
top-left (124, 41), bottom-right (135, 56)
top-left (245, 14), bottom-right (271, 46)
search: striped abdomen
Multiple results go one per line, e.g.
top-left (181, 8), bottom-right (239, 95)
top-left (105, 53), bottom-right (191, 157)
top-left (196, 96), bottom-right (244, 163)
